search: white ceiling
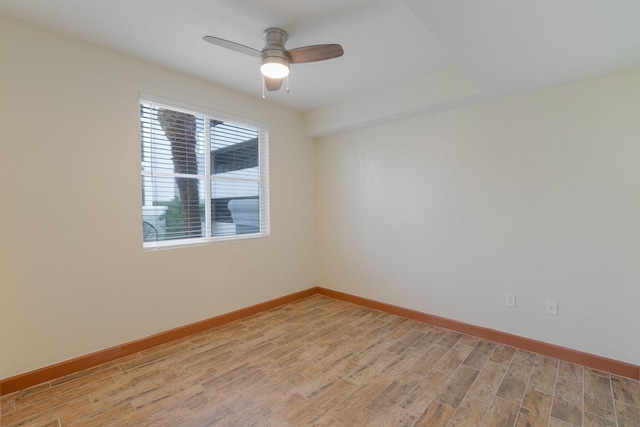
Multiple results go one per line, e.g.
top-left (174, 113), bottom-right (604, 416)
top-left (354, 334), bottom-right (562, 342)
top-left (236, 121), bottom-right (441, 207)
top-left (1, 0), bottom-right (640, 120)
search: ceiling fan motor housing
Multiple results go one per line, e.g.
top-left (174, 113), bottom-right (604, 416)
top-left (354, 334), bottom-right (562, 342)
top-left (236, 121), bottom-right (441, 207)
top-left (262, 27), bottom-right (290, 68)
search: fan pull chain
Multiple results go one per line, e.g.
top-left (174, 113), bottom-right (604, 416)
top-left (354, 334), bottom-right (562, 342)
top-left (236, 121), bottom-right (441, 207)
top-left (286, 75), bottom-right (290, 93)
top-left (262, 76), bottom-right (266, 99)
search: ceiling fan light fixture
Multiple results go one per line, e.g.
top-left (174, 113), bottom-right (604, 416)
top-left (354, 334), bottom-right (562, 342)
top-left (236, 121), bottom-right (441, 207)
top-left (260, 56), bottom-right (290, 78)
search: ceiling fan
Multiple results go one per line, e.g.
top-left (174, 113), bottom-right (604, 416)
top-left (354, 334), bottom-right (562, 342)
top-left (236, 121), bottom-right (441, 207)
top-left (203, 28), bottom-right (344, 92)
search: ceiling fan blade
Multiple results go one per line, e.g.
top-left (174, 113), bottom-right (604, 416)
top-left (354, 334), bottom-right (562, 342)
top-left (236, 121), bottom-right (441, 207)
top-left (203, 36), bottom-right (264, 58)
top-left (265, 77), bottom-right (283, 91)
top-left (288, 44), bottom-right (344, 63)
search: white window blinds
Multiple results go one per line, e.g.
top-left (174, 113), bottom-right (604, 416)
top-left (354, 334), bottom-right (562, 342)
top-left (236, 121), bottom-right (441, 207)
top-left (140, 97), bottom-right (269, 249)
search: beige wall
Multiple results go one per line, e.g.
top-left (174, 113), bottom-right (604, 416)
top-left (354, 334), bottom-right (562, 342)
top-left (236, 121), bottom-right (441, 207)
top-left (316, 67), bottom-right (640, 365)
top-left (0, 15), bottom-right (317, 379)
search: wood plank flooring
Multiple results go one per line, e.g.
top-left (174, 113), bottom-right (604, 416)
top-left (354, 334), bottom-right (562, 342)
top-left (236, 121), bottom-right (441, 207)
top-left (2, 295), bottom-right (639, 426)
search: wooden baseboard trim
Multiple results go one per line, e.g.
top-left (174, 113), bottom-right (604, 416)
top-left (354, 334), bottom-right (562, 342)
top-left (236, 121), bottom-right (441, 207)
top-left (3, 286), bottom-right (637, 395)
top-left (0, 287), bottom-right (320, 396)
top-left (317, 287), bottom-right (640, 380)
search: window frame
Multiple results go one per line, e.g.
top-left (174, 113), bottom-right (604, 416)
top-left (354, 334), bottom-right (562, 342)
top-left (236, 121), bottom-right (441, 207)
top-left (140, 94), bottom-right (270, 250)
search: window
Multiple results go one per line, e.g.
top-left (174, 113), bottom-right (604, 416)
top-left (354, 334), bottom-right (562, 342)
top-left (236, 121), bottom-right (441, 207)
top-left (140, 96), bottom-right (269, 249)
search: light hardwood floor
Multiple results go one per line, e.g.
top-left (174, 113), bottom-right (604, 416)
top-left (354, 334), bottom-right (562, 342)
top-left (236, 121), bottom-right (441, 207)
top-left (2, 295), bottom-right (639, 426)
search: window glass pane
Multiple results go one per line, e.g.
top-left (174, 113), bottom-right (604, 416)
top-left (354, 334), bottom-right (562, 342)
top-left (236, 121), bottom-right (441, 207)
top-left (210, 120), bottom-right (261, 237)
top-left (141, 104), bottom-right (205, 243)
top-left (142, 176), bottom-right (205, 241)
top-left (140, 105), bottom-right (205, 176)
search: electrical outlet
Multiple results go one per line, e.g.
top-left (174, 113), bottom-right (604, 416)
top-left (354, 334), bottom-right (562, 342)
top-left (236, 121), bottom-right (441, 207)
top-left (291, 265), bottom-right (299, 276)
top-left (505, 293), bottom-right (516, 307)
top-left (546, 300), bottom-right (558, 315)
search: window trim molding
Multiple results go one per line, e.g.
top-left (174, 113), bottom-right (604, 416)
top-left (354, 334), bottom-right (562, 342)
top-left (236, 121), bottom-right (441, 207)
top-left (140, 93), bottom-right (270, 250)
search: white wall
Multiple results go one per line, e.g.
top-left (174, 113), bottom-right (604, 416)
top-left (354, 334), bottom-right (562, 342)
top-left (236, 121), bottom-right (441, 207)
top-left (316, 67), bottom-right (640, 365)
top-left (0, 15), bottom-right (316, 379)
